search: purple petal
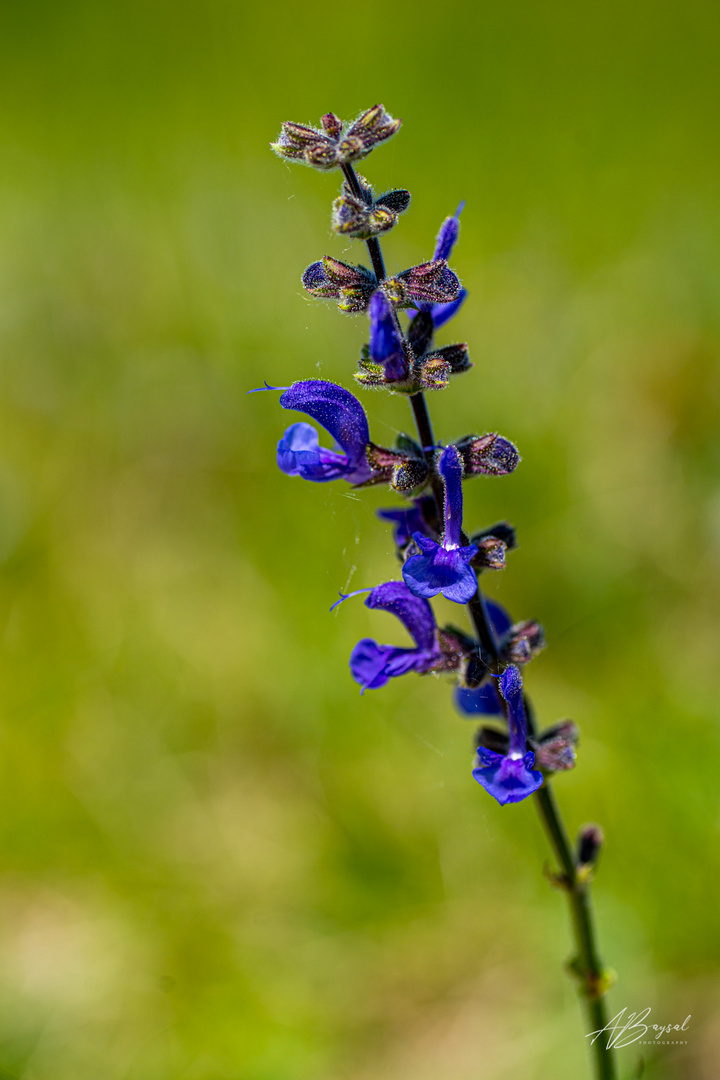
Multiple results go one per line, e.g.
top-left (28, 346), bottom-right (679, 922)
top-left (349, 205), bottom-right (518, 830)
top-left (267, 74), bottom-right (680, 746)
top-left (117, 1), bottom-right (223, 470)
top-left (377, 500), bottom-right (433, 546)
top-left (429, 288), bottom-right (468, 327)
top-left (454, 683), bottom-right (503, 716)
top-left (277, 423), bottom-right (349, 481)
top-left (280, 380), bottom-right (370, 466)
top-left (402, 539), bottom-right (478, 604)
top-left (499, 665), bottom-right (530, 758)
top-left (472, 749), bottom-right (544, 805)
top-left (369, 292), bottom-right (408, 381)
top-left (433, 202), bottom-right (465, 263)
top-left (350, 640), bottom-right (420, 691)
top-left (438, 445), bottom-right (464, 548)
top-left (486, 600), bottom-right (513, 638)
top-left (364, 580), bottom-right (437, 653)
top-left (302, 261), bottom-right (332, 291)
top-left (500, 664), bottom-right (523, 704)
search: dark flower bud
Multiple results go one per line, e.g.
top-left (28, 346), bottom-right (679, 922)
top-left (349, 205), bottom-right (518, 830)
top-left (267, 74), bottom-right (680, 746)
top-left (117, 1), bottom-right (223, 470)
top-left (426, 343), bottom-right (472, 374)
top-left (332, 195), bottom-right (396, 239)
top-left (392, 458), bottom-right (429, 493)
top-left (338, 104), bottom-right (401, 161)
top-left (321, 113), bottom-right (343, 137)
top-left (272, 105), bottom-right (401, 171)
top-left (271, 121), bottom-right (328, 165)
top-left (470, 536), bottom-right (507, 571)
top-left (302, 258), bottom-right (376, 313)
top-left (470, 521), bottom-right (517, 551)
top-left (407, 310), bottom-right (435, 356)
top-left (436, 626), bottom-right (475, 672)
top-left (455, 433), bottom-right (521, 477)
top-left (353, 359), bottom-right (385, 388)
top-left (355, 347), bottom-right (455, 396)
top-left (383, 259), bottom-right (461, 309)
top-left (501, 620), bottom-right (546, 664)
top-left (576, 823), bottom-right (604, 868)
top-left (413, 353), bottom-right (451, 391)
top-left (332, 176), bottom-right (411, 240)
top-left (463, 652), bottom-right (498, 689)
top-left (364, 443), bottom-right (429, 493)
top-left (534, 720), bottom-right (579, 773)
top-left (375, 189), bottom-right (411, 214)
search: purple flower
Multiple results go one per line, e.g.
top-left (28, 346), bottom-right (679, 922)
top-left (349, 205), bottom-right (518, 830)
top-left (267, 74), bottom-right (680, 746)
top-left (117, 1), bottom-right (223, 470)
top-left (377, 496), bottom-right (435, 547)
top-left (472, 666), bottom-right (544, 805)
top-left (347, 581), bottom-right (442, 691)
top-left (455, 682), bottom-right (503, 716)
top-left (277, 380), bottom-right (372, 484)
top-left (454, 601), bottom-right (512, 716)
top-left (368, 292), bottom-right (409, 382)
top-left (402, 445), bottom-right (478, 603)
top-left (409, 203), bottom-right (468, 327)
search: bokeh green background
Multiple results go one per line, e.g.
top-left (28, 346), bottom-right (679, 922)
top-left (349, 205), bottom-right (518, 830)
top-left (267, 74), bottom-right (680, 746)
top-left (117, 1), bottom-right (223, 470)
top-left (0, 2), bottom-right (719, 1077)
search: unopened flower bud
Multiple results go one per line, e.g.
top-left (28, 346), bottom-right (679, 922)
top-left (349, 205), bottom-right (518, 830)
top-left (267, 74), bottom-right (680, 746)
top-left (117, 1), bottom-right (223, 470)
top-left (501, 620), bottom-right (546, 664)
top-left (302, 257), bottom-right (376, 314)
top-left (320, 113), bottom-right (342, 137)
top-left (332, 176), bottom-right (411, 240)
top-left (436, 626), bottom-right (475, 672)
top-left (383, 259), bottom-right (461, 309)
top-left (470, 521), bottom-right (517, 551)
top-left (471, 536), bottom-right (507, 571)
top-left (413, 353), bottom-right (450, 391)
top-left (272, 105), bottom-right (401, 172)
top-left (577, 823), bottom-right (604, 868)
top-left (392, 458), bottom-right (429, 493)
top-left (362, 443), bottom-right (428, 493)
top-left (463, 652), bottom-right (498, 689)
top-left (534, 720), bottom-right (578, 773)
top-left (456, 433), bottom-right (521, 477)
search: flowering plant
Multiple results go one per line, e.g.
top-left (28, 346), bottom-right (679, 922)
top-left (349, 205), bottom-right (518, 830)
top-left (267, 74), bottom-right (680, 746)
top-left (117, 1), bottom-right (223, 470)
top-left (259, 104), bottom-right (618, 1079)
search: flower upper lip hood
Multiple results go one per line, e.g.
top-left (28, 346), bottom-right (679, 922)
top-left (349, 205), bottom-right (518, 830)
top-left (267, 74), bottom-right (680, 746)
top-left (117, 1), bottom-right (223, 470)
top-left (346, 581), bottom-right (443, 691)
top-left (277, 379), bottom-right (373, 484)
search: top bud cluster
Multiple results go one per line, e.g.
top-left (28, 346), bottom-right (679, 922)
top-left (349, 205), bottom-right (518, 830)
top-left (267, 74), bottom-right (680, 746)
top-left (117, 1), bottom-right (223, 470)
top-left (262, 106), bottom-right (579, 806)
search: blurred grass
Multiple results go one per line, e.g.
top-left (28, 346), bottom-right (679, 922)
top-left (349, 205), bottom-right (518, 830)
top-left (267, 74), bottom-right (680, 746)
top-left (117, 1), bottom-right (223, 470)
top-left (0, 1), bottom-right (719, 1077)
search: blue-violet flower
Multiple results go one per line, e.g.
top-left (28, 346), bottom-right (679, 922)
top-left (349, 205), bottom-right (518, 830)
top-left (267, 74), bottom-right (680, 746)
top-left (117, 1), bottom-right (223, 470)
top-left (402, 444), bottom-right (478, 603)
top-left (368, 291), bottom-right (409, 382)
top-left (348, 581), bottom-right (442, 691)
top-left (277, 380), bottom-right (372, 484)
top-left (409, 203), bottom-right (468, 328)
top-left (472, 665), bottom-right (544, 805)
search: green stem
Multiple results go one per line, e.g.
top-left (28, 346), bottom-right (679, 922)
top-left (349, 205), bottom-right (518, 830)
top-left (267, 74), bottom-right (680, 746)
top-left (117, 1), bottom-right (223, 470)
top-left (534, 781), bottom-right (617, 1080)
